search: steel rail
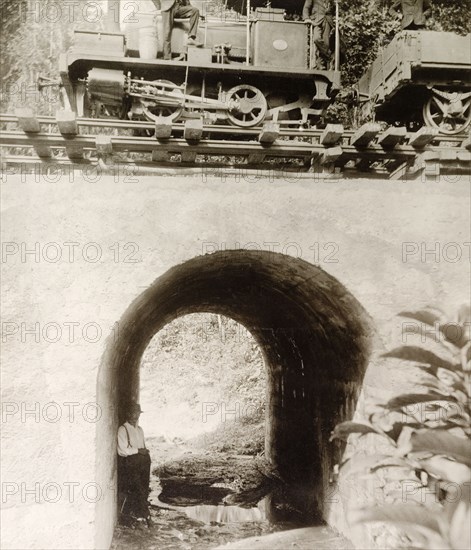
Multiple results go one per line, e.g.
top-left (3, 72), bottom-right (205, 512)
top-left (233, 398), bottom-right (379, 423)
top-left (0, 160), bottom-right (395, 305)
top-left (0, 114), bottom-right (467, 146)
top-left (0, 131), bottom-right (422, 159)
top-left (2, 113), bottom-right (469, 179)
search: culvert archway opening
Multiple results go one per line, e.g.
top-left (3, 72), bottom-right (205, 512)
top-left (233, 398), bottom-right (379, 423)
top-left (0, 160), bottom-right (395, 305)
top-left (138, 313), bottom-right (266, 445)
top-left (96, 250), bottom-right (372, 543)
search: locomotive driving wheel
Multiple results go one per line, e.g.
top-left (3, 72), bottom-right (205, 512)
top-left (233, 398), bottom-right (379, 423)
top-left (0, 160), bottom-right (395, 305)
top-left (423, 88), bottom-right (471, 135)
top-left (140, 80), bottom-right (184, 123)
top-left (226, 85), bottom-right (267, 127)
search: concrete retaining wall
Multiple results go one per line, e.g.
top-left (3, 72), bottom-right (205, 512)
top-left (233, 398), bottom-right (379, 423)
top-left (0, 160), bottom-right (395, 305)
top-left (1, 172), bottom-right (469, 549)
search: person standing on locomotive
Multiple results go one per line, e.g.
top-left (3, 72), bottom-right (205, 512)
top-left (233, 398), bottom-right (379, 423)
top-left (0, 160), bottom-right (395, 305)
top-left (389, 0), bottom-right (431, 30)
top-left (302, 0), bottom-right (333, 66)
top-left (152, 0), bottom-right (202, 60)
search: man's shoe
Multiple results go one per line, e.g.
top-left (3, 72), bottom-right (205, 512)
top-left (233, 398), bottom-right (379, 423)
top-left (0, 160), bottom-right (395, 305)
top-left (187, 37), bottom-right (203, 47)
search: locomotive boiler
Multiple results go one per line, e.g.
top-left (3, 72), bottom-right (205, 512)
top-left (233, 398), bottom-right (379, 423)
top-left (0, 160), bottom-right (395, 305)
top-left (57, 1), bottom-right (341, 131)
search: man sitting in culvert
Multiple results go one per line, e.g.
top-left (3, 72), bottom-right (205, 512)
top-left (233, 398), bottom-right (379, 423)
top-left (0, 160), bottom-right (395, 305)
top-left (117, 402), bottom-right (151, 524)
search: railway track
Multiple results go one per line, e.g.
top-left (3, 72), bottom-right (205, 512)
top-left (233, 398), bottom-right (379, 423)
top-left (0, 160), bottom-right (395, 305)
top-left (1, 109), bottom-right (470, 179)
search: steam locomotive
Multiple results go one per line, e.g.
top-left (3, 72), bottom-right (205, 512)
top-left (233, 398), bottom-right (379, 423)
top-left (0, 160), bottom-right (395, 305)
top-left (52, 1), bottom-right (470, 135)
top-left (56, 1), bottom-right (341, 130)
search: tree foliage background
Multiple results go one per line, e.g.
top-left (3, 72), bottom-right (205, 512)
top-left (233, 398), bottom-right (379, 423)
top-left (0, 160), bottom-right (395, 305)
top-left (338, 0), bottom-right (470, 88)
top-left (0, 0), bottom-right (104, 113)
top-left (139, 313), bottom-right (266, 453)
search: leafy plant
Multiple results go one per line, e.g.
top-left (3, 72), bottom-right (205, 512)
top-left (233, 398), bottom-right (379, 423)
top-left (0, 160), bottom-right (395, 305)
top-left (331, 305), bottom-right (471, 550)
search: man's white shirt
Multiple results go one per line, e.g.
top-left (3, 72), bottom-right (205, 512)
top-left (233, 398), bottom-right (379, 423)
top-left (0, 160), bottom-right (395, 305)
top-left (117, 422), bottom-right (146, 457)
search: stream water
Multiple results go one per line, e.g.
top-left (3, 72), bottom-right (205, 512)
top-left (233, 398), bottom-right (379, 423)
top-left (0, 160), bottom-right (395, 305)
top-left (183, 503), bottom-right (265, 524)
top-left (111, 478), bottom-right (305, 550)
top-left (110, 442), bottom-right (351, 550)
top-left (111, 500), bottom-right (300, 550)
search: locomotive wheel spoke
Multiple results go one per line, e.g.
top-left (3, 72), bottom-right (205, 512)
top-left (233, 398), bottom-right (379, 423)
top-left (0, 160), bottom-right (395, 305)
top-left (226, 85), bottom-right (267, 128)
top-left (431, 96), bottom-right (446, 114)
top-left (423, 91), bottom-right (471, 135)
top-left (140, 79), bottom-right (183, 123)
top-left (462, 99), bottom-right (471, 117)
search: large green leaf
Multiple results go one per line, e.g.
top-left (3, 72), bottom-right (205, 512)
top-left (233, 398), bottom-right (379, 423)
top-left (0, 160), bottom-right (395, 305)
top-left (340, 454), bottom-right (411, 477)
top-left (449, 499), bottom-right (471, 550)
top-left (399, 309), bottom-right (445, 328)
top-left (382, 346), bottom-right (457, 373)
top-left (450, 388), bottom-right (470, 407)
top-left (457, 305), bottom-right (471, 325)
top-left (420, 456), bottom-right (471, 484)
top-left (340, 454), bottom-right (388, 476)
top-left (443, 480), bottom-right (470, 524)
top-left (442, 480), bottom-right (471, 550)
top-left (428, 419), bottom-right (471, 430)
top-left (398, 324), bottom-right (461, 356)
top-left (398, 308), bottom-right (469, 350)
top-left (462, 344), bottom-right (471, 371)
top-left (330, 421), bottom-right (381, 442)
top-left (383, 393), bottom-right (458, 411)
top-left (409, 431), bottom-right (471, 467)
top-left (385, 421), bottom-right (422, 442)
top-left (421, 381), bottom-right (454, 396)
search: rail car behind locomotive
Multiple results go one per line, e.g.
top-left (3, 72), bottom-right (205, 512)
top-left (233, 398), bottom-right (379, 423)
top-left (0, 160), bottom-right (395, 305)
top-left (358, 30), bottom-right (471, 135)
top-left (57, 1), bottom-right (340, 130)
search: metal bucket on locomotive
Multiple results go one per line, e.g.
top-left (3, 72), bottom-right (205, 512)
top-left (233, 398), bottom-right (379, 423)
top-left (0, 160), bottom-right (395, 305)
top-left (122, 7), bottom-right (160, 58)
top-left (138, 19), bottom-right (159, 59)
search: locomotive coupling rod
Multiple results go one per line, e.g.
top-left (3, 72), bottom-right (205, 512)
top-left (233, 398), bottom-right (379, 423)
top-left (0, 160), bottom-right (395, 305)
top-left (132, 90), bottom-right (238, 112)
top-left (129, 78), bottom-right (184, 90)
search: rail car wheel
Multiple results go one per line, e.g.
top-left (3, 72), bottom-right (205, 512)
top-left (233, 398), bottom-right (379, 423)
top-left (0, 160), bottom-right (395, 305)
top-left (140, 80), bottom-right (184, 123)
top-left (226, 85), bottom-right (267, 127)
top-left (423, 89), bottom-right (471, 135)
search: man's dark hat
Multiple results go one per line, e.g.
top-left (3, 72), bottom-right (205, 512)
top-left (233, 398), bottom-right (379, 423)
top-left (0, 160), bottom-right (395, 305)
top-left (129, 402), bottom-right (143, 413)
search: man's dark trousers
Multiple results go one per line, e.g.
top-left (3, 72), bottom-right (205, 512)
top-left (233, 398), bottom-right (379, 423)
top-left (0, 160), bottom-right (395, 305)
top-left (162, 2), bottom-right (199, 59)
top-left (119, 453), bottom-right (151, 518)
